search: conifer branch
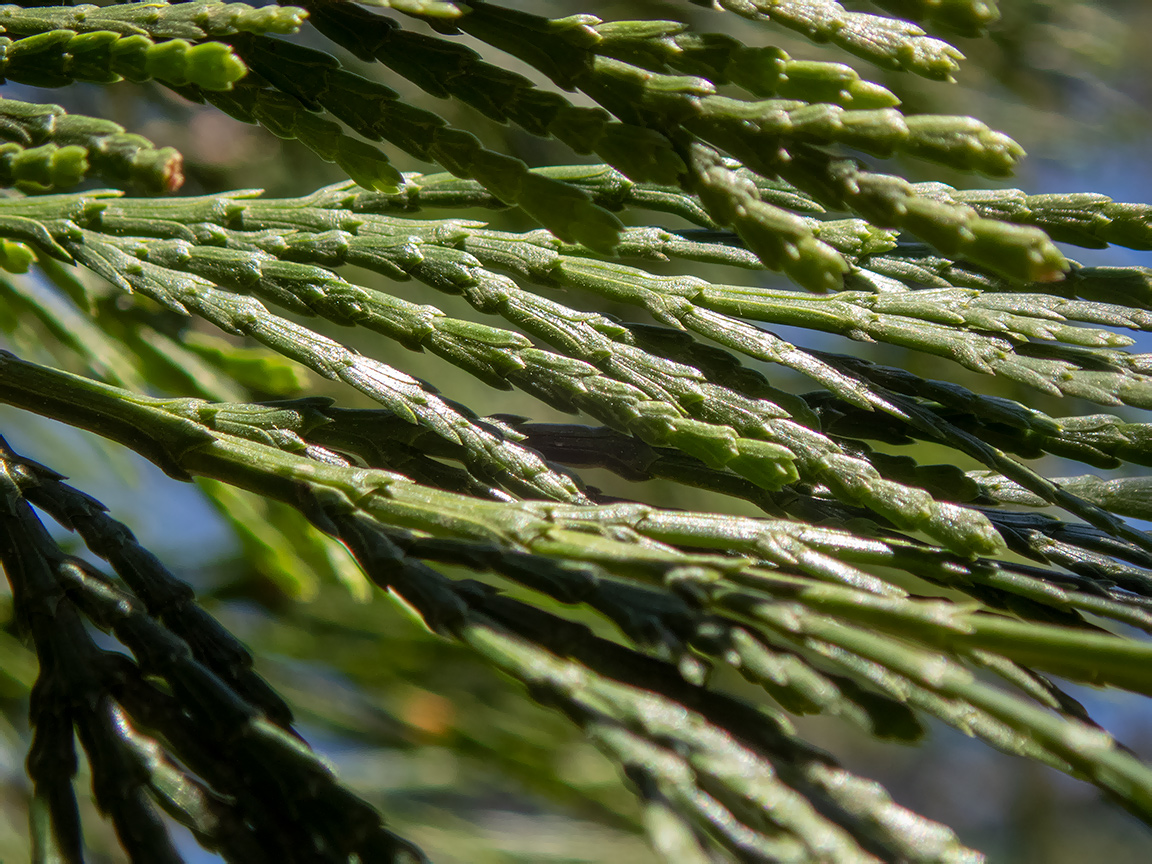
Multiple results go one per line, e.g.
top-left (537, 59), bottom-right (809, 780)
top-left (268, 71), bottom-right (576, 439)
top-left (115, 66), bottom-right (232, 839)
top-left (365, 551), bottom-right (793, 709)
top-left (971, 472), bottom-right (1152, 522)
top-left (174, 78), bottom-right (403, 192)
top-left (220, 34), bottom-right (627, 247)
top-left (278, 8), bottom-right (1063, 289)
top-left (295, 1), bottom-right (690, 186)
top-left (863, 246), bottom-right (1152, 308)
top-left (0, 439), bottom-right (427, 863)
top-left (0, 2), bottom-right (307, 40)
top-left (952, 187), bottom-right (1152, 251)
top-left (688, 0), bottom-right (967, 79)
top-left (5, 354), bottom-right (1152, 832)
top-left (579, 19), bottom-right (901, 106)
top-left (0, 28), bottom-right (247, 90)
top-left (0, 3), bottom-right (1150, 859)
top-left (0, 96), bottom-right (184, 192)
top-left (7, 189), bottom-right (1081, 407)
top-left (73, 230), bottom-right (592, 503)
top-left (0, 353), bottom-right (1145, 687)
top-left (380, 3), bottom-right (1036, 286)
top-left (9, 186), bottom-right (1150, 554)
top-left (344, 166), bottom-right (1152, 274)
top-left (770, 147), bottom-right (1070, 283)
top-left (47, 189), bottom-right (1009, 551)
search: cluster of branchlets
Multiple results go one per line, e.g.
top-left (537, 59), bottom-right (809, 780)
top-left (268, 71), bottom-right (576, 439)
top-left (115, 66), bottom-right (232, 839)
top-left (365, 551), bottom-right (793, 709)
top-left (0, 438), bottom-right (424, 863)
top-left (0, 189), bottom-right (1023, 554)
top-left (1, 1), bottom-right (1152, 857)
top-left (22, 0), bottom-right (1048, 289)
top-left (345, 0), bottom-right (1064, 286)
top-left (138, 387), bottom-right (1152, 637)
top-left (338, 166), bottom-right (1152, 273)
top-left (0, 183), bottom-right (1148, 573)
top-left (5, 353), bottom-right (1152, 849)
top-left (7, 185), bottom-right (1152, 558)
top-left (1, 0), bottom-right (1140, 302)
top-left (1, 0), bottom-right (1143, 303)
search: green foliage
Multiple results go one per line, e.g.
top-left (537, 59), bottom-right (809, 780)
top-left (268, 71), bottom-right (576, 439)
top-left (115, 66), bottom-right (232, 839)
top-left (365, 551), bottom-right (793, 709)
top-left (0, 0), bottom-right (1150, 862)
top-left (0, 96), bottom-right (183, 192)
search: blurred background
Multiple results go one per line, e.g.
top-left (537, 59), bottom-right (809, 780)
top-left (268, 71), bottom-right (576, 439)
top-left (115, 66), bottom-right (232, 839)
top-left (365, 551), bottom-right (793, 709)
top-left (0, 0), bottom-right (1150, 860)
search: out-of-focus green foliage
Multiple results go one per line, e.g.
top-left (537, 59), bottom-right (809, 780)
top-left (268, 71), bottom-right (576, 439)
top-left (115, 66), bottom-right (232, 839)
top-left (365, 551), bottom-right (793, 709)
top-left (0, 1), bottom-right (1149, 862)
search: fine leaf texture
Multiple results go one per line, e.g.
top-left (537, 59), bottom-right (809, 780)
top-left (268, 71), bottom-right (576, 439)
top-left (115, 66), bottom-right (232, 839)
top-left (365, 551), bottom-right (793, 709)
top-left (0, 1), bottom-right (1149, 863)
